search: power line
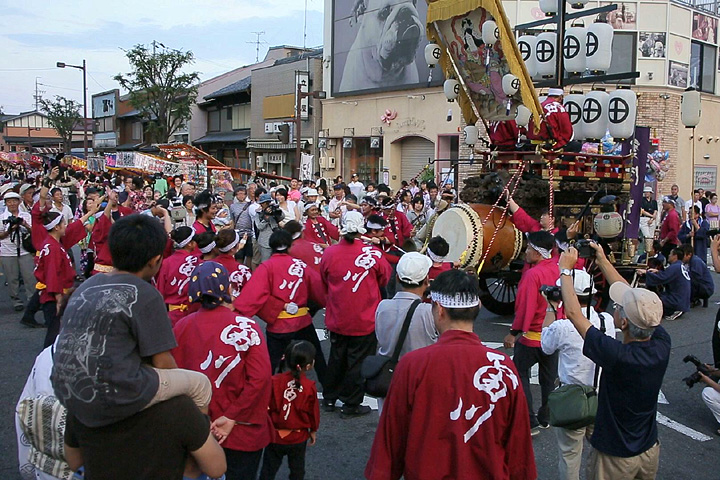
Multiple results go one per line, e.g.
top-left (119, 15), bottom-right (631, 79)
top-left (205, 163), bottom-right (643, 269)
top-left (87, 72), bottom-right (107, 90)
top-left (38, 82), bottom-right (82, 92)
top-left (0, 68), bottom-right (56, 72)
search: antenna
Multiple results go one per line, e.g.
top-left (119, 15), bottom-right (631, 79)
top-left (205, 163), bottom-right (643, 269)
top-left (33, 77), bottom-right (45, 111)
top-left (248, 31), bottom-right (266, 63)
top-left (303, 0), bottom-right (308, 50)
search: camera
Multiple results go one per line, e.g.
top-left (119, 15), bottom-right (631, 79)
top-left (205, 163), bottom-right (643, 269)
top-left (682, 355), bottom-right (716, 388)
top-left (3, 215), bottom-right (23, 228)
top-left (540, 285), bottom-right (563, 303)
top-left (263, 204), bottom-right (285, 223)
top-left (575, 239), bottom-right (596, 259)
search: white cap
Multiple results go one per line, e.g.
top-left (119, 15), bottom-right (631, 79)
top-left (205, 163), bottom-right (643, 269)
top-left (340, 211), bottom-right (367, 235)
top-left (397, 252), bottom-right (432, 284)
top-left (548, 88), bottom-right (564, 96)
top-left (556, 269), bottom-right (597, 296)
top-left (643, 186), bottom-right (653, 193)
top-left (306, 188), bottom-right (319, 197)
top-left (19, 184), bottom-right (35, 195)
top-left (4, 192), bottom-right (21, 200)
top-left (0, 184), bottom-right (15, 196)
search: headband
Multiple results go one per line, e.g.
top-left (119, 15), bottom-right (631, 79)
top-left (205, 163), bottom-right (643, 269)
top-left (292, 231), bottom-right (302, 240)
top-left (44, 215), bottom-right (63, 231)
top-left (427, 247), bottom-right (446, 263)
top-left (175, 228), bottom-right (196, 249)
top-left (366, 221), bottom-right (384, 230)
top-left (275, 244), bottom-right (289, 251)
top-left (200, 241), bottom-right (217, 254)
top-left (429, 291), bottom-right (480, 308)
top-left (218, 231), bottom-right (240, 253)
top-left (529, 242), bottom-right (553, 260)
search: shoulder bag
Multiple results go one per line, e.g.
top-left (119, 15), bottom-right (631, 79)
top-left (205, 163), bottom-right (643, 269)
top-left (361, 299), bottom-right (421, 398)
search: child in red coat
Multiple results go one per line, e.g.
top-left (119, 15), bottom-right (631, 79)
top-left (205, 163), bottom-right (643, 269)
top-left (259, 341), bottom-right (320, 480)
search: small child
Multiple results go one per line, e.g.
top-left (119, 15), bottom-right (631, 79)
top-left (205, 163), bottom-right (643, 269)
top-left (259, 341), bottom-right (320, 480)
top-left (426, 236), bottom-right (454, 282)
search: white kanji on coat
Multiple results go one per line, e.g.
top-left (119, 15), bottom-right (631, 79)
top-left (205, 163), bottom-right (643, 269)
top-left (201, 316), bottom-right (261, 388)
top-left (342, 246), bottom-right (382, 293)
top-left (279, 259), bottom-right (307, 300)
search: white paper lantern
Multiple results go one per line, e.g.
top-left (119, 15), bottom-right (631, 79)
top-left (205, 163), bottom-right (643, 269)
top-left (594, 211), bottom-right (623, 238)
top-left (482, 20), bottom-right (499, 46)
top-left (536, 32), bottom-right (557, 78)
top-left (582, 90), bottom-right (610, 140)
top-left (425, 43), bottom-right (442, 66)
top-left (586, 22), bottom-right (613, 72)
top-left (608, 88), bottom-right (637, 139)
top-left (563, 92), bottom-right (585, 140)
top-left (515, 105), bottom-right (532, 127)
top-left (681, 88), bottom-right (702, 128)
top-left (517, 35), bottom-right (538, 78)
top-left (502, 74), bottom-right (520, 96)
top-left (540, 0), bottom-right (558, 16)
top-left (564, 26), bottom-right (587, 74)
top-left (464, 125), bottom-right (480, 145)
top-left (444, 79), bottom-right (460, 101)
top-left (569, 0), bottom-right (590, 9)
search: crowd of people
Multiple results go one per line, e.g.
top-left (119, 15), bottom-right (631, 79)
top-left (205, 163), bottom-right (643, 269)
top-left (5, 159), bottom-right (720, 480)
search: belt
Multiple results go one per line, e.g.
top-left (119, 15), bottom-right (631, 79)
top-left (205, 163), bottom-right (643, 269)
top-left (169, 304), bottom-right (189, 312)
top-left (523, 331), bottom-right (542, 341)
top-left (277, 428), bottom-right (304, 439)
top-left (93, 263), bottom-right (114, 273)
top-left (278, 307), bottom-right (310, 319)
top-left (35, 282), bottom-right (47, 290)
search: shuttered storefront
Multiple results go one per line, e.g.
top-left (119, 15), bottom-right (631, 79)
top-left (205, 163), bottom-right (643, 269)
top-left (400, 137), bottom-right (435, 182)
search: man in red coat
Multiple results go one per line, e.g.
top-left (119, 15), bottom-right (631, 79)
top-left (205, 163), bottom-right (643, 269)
top-left (365, 269), bottom-right (537, 480)
top-left (660, 195), bottom-right (681, 259)
top-left (303, 203), bottom-right (338, 246)
top-left (284, 220), bottom-right (324, 272)
top-left (90, 189), bottom-right (133, 275)
top-left (489, 119), bottom-right (521, 151)
top-left (527, 88), bottom-right (575, 150)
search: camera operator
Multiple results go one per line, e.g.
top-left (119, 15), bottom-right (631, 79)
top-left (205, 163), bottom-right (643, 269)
top-left (0, 192), bottom-right (35, 312)
top-left (254, 193), bottom-right (281, 263)
top-left (697, 365), bottom-right (720, 435)
top-left (541, 270), bottom-right (615, 480)
top-left (559, 243), bottom-right (670, 480)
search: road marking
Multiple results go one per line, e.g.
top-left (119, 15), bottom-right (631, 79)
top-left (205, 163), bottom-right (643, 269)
top-left (656, 412), bottom-right (712, 442)
top-left (493, 322), bottom-right (514, 327)
top-left (657, 390), bottom-right (668, 405)
top-left (316, 329), bottom-right (328, 341)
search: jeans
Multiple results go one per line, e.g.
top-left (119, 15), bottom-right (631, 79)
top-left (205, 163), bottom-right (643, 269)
top-left (513, 341), bottom-right (558, 426)
top-left (266, 324), bottom-right (327, 388)
top-left (258, 441), bottom-right (307, 480)
top-left (324, 332), bottom-right (377, 407)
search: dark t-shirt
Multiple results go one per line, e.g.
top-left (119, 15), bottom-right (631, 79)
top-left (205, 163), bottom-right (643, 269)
top-left (51, 272), bottom-right (177, 427)
top-left (583, 325), bottom-right (671, 457)
top-left (641, 198), bottom-right (658, 215)
top-left (65, 396), bottom-right (209, 480)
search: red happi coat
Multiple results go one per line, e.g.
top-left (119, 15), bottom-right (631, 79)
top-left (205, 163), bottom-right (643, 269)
top-left (428, 262), bottom-right (453, 282)
top-left (489, 120), bottom-right (521, 148)
top-left (172, 306), bottom-right (273, 452)
top-left (91, 207), bottom-right (133, 273)
top-left (268, 371), bottom-right (319, 445)
top-left (527, 98), bottom-right (574, 148)
top-left (381, 211), bottom-right (413, 265)
top-left (155, 249), bottom-right (200, 325)
top-left (320, 239), bottom-right (391, 336)
top-left (288, 237), bottom-right (324, 272)
top-left (213, 253), bottom-right (252, 299)
top-left (192, 219), bottom-right (216, 234)
top-left (513, 257), bottom-right (560, 348)
top-left (31, 202), bottom-right (87, 252)
top-left (365, 330), bottom-right (537, 480)
top-left (35, 236), bottom-right (75, 304)
top-left (234, 253), bottom-right (325, 334)
top-left (303, 217), bottom-right (339, 245)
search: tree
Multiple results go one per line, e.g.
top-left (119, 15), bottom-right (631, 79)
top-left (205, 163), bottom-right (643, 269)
top-left (39, 96), bottom-right (81, 154)
top-left (114, 44), bottom-right (200, 144)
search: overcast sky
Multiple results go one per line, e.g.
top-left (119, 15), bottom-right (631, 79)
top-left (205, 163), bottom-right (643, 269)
top-left (0, 0), bottom-right (324, 115)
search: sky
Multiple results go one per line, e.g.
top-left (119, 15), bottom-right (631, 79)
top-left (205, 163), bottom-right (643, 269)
top-left (0, 0), bottom-right (324, 115)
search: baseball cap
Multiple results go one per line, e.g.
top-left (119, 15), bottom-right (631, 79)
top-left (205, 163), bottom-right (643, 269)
top-left (4, 192), bottom-right (21, 201)
top-left (19, 184), bottom-right (35, 195)
top-left (555, 269), bottom-right (597, 296)
top-left (397, 252), bottom-right (432, 284)
top-left (662, 196), bottom-right (673, 204)
top-left (643, 186), bottom-right (653, 193)
top-left (258, 193), bottom-right (272, 204)
top-left (233, 184), bottom-right (247, 194)
top-left (333, 183), bottom-right (344, 190)
top-left (609, 282), bottom-right (663, 329)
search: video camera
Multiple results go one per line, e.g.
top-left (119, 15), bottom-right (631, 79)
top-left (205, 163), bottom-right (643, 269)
top-left (682, 355), bottom-right (718, 388)
top-left (169, 197), bottom-right (187, 224)
top-left (263, 203), bottom-right (285, 224)
top-left (540, 285), bottom-right (563, 303)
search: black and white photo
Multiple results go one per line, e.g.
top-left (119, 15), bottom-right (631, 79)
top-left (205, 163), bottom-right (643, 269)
top-left (639, 32), bottom-right (666, 58)
top-left (668, 61), bottom-right (689, 88)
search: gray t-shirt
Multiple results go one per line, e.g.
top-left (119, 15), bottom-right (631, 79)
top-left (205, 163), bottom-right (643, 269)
top-left (375, 291), bottom-right (438, 358)
top-left (51, 272), bottom-right (177, 427)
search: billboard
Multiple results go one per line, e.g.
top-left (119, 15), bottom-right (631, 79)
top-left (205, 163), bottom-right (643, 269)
top-left (93, 92), bottom-right (116, 119)
top-left (332, 0), bottom-right (442, 96)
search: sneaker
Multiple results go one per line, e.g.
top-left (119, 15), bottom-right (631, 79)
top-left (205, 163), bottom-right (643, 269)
top-left (692, 299), bottom-right (703, 308)
top-left (20, 319), bottom-right (43, 328)
top-left (340, 405), bottom-right (372, 418)
top-left (530, 426), bottom-right (541, 437)
top-left (663, 311), bottom-right (683, 322)
top-left (322, 399), bottom-right (337, 413)
top-left (538, 421), bottom-right (550, 429)
top-left (14, 305), bottom-right (24, 312)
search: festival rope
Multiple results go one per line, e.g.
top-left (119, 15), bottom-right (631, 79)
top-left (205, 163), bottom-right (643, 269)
top-left (548, 155), bottom-right (555, 228)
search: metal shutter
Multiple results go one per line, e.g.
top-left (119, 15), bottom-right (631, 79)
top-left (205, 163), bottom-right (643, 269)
top-left (401, 137), bottom-right (435, 182)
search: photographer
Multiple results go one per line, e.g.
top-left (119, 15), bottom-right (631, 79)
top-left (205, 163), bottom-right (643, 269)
top-left (698, 366), bottom-right (720, 435)
top-left (254, 193), bottom-right (281, 263)
top-left (559, 243), bottom-right (670, 480)
top-left (541, 270), bottom-right (615, 480)
top-left (0, 192), bottom-right (34, 312)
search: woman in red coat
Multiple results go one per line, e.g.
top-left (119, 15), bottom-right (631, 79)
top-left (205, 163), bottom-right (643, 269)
top-left (155, 226), bottom-right (199, 325)
top-left (213, 229), bottom-right (252, 299)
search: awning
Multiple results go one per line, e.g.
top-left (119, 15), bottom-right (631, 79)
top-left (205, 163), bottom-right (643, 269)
top-left (33, 147), bottom-right (61, 154)
top-left (247, 140), bottom-right (296, 150)
top-left (193, 130), bottom-right (250, 145)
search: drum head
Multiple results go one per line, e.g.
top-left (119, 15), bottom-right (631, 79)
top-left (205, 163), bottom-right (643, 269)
top-left (431, 205), bottom-right (483, 268)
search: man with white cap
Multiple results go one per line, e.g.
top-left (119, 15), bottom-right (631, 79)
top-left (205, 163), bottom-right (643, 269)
top-left (0, 191), bottom-right (35, 312)
top-left (366, 269), bottom-right (536, 480)
top-left (527, 87), bottom-right (575, 150)
top-left (374, 252), bottom-right (438, 412)
top-left (541, 269), bottom-right (615, 480)
top-left (320, 211), bottom-right (392, 417)
top-left (559, 243), bottom-right (670, 480)
top-left (303, 197), bottom-right (338, 246)
top-left (639, 186), bottom-right (658, 254)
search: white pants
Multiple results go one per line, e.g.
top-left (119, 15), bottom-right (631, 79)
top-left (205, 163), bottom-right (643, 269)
top-left (555, 425), bottom-right (594, 480)
top-left (702, 387), bottom-right (720, 423)
top-left (639, 217), bottom-right (655, 239)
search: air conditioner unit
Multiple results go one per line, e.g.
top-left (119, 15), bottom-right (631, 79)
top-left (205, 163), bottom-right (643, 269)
top-left (264, 123), bottom-right (273, 134)
top-left (256, 155), bottom-right (264, 167)
top-left (320, 156), bottom-right (336, 169)
top-left (318, 138), bottom-right (328, 149)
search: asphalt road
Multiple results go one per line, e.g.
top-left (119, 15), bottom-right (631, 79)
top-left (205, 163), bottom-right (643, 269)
top-left (3, 271), bottom-right (720, 479)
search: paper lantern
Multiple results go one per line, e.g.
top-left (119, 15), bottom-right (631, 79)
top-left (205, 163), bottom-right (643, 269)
top-left (569, 0), bottom-right (590, 8)
top-left (425, 43), bottom-right (442, 66)
top-left (536, 32), bottom-right (557, 78)
top-left (540, 0), bottom-right (558, 16)
top-left (564, 26), bottom-right (587, 74)
top-left (594, 211), bottom-right (623, 238)
top-left (608, 88), bottom-right (637, 139)
top-left (464, 125), bottom-right (480, 145)
top-left (681, 88), bottom-right (702, 128)
top-left (502, 74), bottom-right (520, 96)
top-left (582, 90), bottom-right (610, 140)
top-left (515, 105), bottom-right (531, 127)
top-left (482, 20), bottom-right (499, 45)
top-left (586, 22), bottom-right (613, 72)
top-left (563, 92), bottom-right (585, 140)
top-left (444, 79), bottom-right (460, 102)
top-left (517, 35), bottom-right (538, 78)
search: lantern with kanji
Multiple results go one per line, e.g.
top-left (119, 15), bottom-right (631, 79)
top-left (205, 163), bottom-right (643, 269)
top-left (582, 89), bottom-right (610, 140)
top-left (536, 32), bottom-right (557, 77)
top-left (586, 21), bottom-right (613, 73)
top-left (608, 87), bottom-right (637, 139)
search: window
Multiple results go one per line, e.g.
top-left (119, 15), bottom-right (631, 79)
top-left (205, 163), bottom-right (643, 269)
top-left (208, 110), bottom-right (220, 132)
top-left (606, 32), bottom-right (637, 84)
top-left (226, 108), bottom-right (232, 121)
top-left (690, 41), bottom-right (716, 93)
top-left (231, 104), bottom-right (251, 130)
top-left (131, 122), bottom-right (143, 141)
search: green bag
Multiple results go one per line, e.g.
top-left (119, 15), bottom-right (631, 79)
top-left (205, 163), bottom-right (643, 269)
top-left (547, 383), bottom-right (598, 430)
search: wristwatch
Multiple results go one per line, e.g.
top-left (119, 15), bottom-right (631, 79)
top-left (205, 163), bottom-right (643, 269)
top-left (560, 268), bottom-right (573, 277)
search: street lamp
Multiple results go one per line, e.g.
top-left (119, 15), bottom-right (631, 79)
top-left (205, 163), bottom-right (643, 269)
top-left (295, 83), bottom-right (326, 174)
top-left (56, 60), bottom-right (88, 159)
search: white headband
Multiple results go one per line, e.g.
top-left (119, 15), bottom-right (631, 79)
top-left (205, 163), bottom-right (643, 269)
top-left (427, 247), bottom-right (446, 263)
top-left (529, 242), bottom-right (553, 260)
top-left (366, 221), bottom-right (384, 230)
top-left (429, 291), bottom-right (480, 308)
top-left (292, 231), bottom-right (302, 240)
top-left (218, 231), bottom-right (240, 253)
top-left (44, 215), bottom-right (63, 231)
top-left (175, 228), bottom-right (196, 249)
top-left (275, 244), bottom-right (289, 251)
top-left (200, 241), bottom-right (217, 254)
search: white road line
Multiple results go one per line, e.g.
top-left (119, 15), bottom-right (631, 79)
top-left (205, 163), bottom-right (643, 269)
top-left (657, 390), bottom-right (669, 405)
top-left (656, 412), bottom-right (712, 441)
top-left (493, 322), bottom-right (514, 327)
top-left (316, 329), bottom-right (328, 341)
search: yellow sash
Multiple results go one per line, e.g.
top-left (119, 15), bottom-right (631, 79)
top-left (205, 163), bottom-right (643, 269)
top-left (278, 307), bottom-right (310, 319)
top-left (169, 304), bottom-right (189, 312)
top-left (523, 331), bottom-right (542, 342)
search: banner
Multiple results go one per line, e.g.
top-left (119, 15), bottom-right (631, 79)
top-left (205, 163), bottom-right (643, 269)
top-left (624, 126), bottom-right (650, 239)
top-left (300, 153), bottom-right (314, 181)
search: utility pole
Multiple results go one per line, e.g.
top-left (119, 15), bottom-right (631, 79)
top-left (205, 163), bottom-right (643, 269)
top-left (33, 77), bottom-right (45, 111)
top-left (248, 32), bottom-right (265, 63)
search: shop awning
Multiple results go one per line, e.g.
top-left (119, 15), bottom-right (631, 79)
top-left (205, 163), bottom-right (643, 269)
top-left (247, 140), bottom-right (296, 150)
top-left (193, 130), bottom-right (250, 145)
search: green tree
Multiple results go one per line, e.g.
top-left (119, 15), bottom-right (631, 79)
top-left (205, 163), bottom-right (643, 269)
top-left (114, 44), bottom-right (199, 144)
top-left (39, 96), bottom-right (81, 154)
